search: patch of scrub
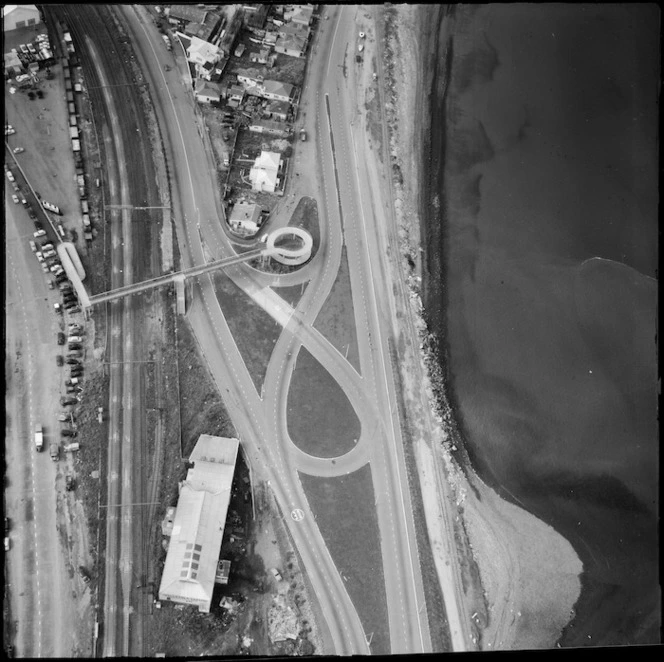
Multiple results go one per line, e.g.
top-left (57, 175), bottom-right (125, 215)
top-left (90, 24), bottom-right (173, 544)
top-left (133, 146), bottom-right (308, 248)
top-left (287, 346), bottom-right (360, 458)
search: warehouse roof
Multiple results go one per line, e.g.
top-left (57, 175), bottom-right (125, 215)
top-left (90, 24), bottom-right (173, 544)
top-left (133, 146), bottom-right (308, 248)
top-left (158, 435), bottom-right (239, 612)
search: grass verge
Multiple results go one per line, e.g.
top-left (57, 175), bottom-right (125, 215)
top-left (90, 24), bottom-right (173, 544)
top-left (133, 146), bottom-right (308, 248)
top-left (298, 465), bottom-right (390, 655)
top-left (312, 246), bottom-right (361, 373)
top-left (272, 282), bottom-right (308, 308)
top-left (287, 346), bottom-right (360, 458)
top-left (210, 271), bottom-right (282, 392)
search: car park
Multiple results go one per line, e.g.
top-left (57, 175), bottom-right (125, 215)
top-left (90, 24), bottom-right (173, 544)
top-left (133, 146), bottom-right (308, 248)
top-left (11, 194), bottom-right (19, 204)
top-left (57, 332), bottom-right (65, 345)
top-left (56, 355), bottom-right (64, 366)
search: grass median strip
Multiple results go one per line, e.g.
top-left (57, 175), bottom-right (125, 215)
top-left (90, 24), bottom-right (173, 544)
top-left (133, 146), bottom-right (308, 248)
top-left (287, 346), bottom-right (360, 458)
top-left (299, 465), bottom-right (390, 655)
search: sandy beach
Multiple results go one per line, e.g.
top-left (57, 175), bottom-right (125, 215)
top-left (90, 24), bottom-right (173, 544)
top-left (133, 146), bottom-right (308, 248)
top-left (360, 3), bottom-right (588, 651)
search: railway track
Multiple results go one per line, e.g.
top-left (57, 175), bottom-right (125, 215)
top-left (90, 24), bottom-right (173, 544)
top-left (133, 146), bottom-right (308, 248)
top-left (45, 5), bottom-right (166, 656)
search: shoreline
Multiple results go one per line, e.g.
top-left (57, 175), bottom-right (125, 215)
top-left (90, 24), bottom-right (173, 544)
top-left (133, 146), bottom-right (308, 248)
top-left (379, 3), bottom-right (584, 651)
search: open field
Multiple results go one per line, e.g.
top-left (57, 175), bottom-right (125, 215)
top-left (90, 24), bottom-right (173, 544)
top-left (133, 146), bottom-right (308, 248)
top-left (272, 282), bottom-right (308, 308)
top-left (299, 465), bottom-right (390, 655)
top-left (312, 246), bottom-right (361, 373)
top-left (211, 270), bottom-right (282, 392)
top-left (287, 346), bottom-right (360, 458)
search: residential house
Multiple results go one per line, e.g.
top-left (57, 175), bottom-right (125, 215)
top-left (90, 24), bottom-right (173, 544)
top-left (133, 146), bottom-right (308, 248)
top-left (262, 79), bottom-right (294, 103)
top-left (186, 36), bottom-right (221, 68)
top-left (284, 4), bottom-right (314, 26)
top-left (184, 12), bottom-right (221, 44)
top-left (248, 119), bottom-right (289, 138)
top-left (228, 202), bottom-right (262, 235)
top-left (234, 43), bottom-right (246, 58)
top-left (237, 69), bottom-right (264, 91)
top-left (263, 30), bottom-right (278, 47)
top-left (166, 4), bottom-right (208, 26)
top-left (249, 151), bottom-right (283, 193)
top-left (275, 33), bottom-right (307, 58)
top-left (265, 99), bottom-right (290, 122)
top-left (243, 4), bottom-right (269, 29)
top-left (228, 84), bottom-right (245, 105)
top-left (195, 79), bottom-right (222, 104)
top-left (277, 22), bottom-right (310, 40)
top-left (249, 47), bottom-right (270, 65)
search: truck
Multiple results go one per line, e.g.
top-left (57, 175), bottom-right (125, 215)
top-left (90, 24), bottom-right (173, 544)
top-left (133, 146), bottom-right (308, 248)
top-left (35, 424), bottom-right (44, 451)
top-left (50, 443), bottom-right (59, 461)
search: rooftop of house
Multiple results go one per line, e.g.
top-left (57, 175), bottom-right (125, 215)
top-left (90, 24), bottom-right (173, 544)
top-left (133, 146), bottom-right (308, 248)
top-left (167, 4), bottom-right (208, 24)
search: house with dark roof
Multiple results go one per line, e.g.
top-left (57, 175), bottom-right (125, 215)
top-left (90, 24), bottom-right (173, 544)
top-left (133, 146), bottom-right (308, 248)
top-left (275, 33), bottom-right (307, 58)
top-left (166, 4), bottom-right (208, 26)
top-left (265, 99), bottom-right (290, 122)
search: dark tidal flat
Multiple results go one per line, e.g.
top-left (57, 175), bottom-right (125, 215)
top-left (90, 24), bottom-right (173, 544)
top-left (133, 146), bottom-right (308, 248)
top-left (422, 3), bottom-right (659, 646)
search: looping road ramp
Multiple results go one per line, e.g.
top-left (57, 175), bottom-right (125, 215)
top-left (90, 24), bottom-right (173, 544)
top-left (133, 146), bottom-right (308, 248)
top-left (265, 227), bottom-right (313, 265)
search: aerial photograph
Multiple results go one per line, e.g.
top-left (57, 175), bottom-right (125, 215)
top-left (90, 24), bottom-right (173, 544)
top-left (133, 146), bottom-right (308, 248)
top-left (3, 2), bottom-right (659, 657)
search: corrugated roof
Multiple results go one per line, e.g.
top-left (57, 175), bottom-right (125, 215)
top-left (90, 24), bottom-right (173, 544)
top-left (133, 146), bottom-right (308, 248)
top-left (158, 436), bottom-right (239, 612)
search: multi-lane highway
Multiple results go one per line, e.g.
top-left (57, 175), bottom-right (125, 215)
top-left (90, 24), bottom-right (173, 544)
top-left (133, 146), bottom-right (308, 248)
top-left (118, 3), bottom-right (443, 655)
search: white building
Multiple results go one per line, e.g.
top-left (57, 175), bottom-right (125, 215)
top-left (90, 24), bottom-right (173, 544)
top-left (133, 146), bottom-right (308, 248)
top-left (186, 35), bottom-right (221, 69)
top-left (228, 202), bottom-right (262, 235)
top-left (249, 151), bottom-right (283, 193)
top-left (158, 435), bottom-right (240, 613)
top-left (2, 5), bottom-right (41, 32)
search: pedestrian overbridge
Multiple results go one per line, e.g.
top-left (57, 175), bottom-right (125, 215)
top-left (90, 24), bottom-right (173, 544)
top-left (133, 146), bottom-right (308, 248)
top-left (84, 227), bottom-right (313, 310)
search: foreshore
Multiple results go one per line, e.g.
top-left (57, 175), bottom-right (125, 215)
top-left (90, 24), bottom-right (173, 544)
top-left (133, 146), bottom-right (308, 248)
top-left (375, 3), bottom-right (583, 651)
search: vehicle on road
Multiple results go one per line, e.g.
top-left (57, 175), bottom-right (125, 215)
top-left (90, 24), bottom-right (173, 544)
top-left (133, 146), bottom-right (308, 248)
top-left (13, 147), bottom-right (24, 154)
top-left (56, 355), bottom-right (64, 366)
top-left (49, 443), bottom-right (59, 461)
top-left (35, 423), bottom-right (44, 451)
top-left (12, 194), bottom-right (19, 204)
top-left (57, 332), bottom-right (65, 345)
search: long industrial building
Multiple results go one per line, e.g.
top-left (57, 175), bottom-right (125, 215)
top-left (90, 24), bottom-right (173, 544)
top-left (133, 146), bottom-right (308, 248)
top-left (158, 435), bottom-right (239, 612)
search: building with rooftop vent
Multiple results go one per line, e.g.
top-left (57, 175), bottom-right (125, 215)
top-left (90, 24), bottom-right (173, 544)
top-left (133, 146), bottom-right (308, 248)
top-left (158, 435), bottom-right (240, 613)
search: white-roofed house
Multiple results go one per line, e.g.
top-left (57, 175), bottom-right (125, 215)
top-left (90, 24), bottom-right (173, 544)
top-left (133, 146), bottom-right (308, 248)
top-left (158, 435), bottom-right (240, 613)
top-left (186, 35), bottom-right (221, 78)
top-left (228, 202), bottom-right (262, 236)
top-left (249, 151), bottom-right (283, 193)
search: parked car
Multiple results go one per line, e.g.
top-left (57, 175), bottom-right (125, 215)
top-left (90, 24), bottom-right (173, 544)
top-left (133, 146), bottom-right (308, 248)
top-left (78, 566), bottom-right (91, 584)
top-left (5, 125), bottom-right (16, 135)
top-left (67, 306), bottom-right (81, 314)
top-left (68, 342), bottom-right (82, 350)
top-left (65, 475), bottom-right (75, 491)
top-left (11, 194), bottom-right (19, 204)
top-left (4, 537), bottom-right (9, 552)
top-left (68, 324), bottom-right (82, 333)
top-left (29, 240), bottom-right (36, 252)
top-left (56, 355), bottom-right (64, 366)
top-left (42, 249), bottom-right (56, 259)
top-left (41, 242), bottom-right (54, 251)
top-left (57, 332), bottom-right (65, 345)
top-left (61, 396), bottom-right (77, 405)
top-left (6, 170), bottom-right (15, 182)
top-left (65, 358), bottom-right (80, 365)
top-left (34, 229), bottom-right (46, 238)
top-left (61, 429), bottom-right (77, 437)
top-left (12, 147), bottom-right (24, 154)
